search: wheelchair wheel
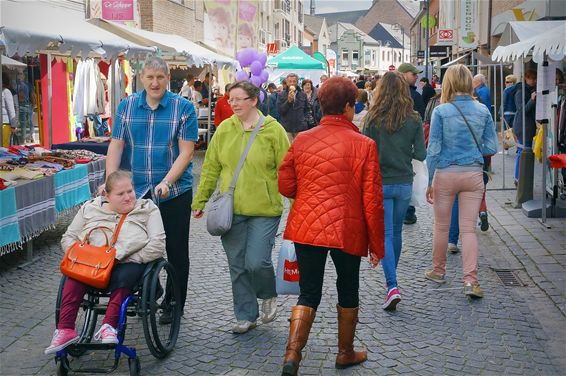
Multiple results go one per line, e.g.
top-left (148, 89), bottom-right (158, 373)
top-left (141, 259), bottom-right (181, 359)
top-left (55, 276), bottom-right (98, 357)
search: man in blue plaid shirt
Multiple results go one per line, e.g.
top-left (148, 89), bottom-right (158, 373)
top-left (105, 56), bottom-right (198, 323)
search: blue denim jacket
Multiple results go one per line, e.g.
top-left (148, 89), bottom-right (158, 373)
top-left (426, 95), bottom-right (498, 186)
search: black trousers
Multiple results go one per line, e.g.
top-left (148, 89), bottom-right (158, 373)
top-left (156, 189), bottom-right (192, 311)
top-left (294, 243), bottom-right (361, 310)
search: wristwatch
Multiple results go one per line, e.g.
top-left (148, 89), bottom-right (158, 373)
top-left (162, 179), bottom-right (173, 190)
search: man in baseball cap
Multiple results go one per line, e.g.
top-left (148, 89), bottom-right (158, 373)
top-left (397, 62), bottom-right (425, 226)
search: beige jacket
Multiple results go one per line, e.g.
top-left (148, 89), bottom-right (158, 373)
top-left (61, 197), bottom-right (165, 264)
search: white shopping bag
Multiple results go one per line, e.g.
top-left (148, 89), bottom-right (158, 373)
top-left (276, 240), bottom-right (300, 295)
top-left (410, 160), bottom-right (428, 207)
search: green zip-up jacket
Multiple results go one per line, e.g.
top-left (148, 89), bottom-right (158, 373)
top-left (192, 112), bottom-right (290, 217)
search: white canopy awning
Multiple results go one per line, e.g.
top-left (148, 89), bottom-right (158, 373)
top-left (0, 1), bottom-right (155, 59)
top-left (492, 21), bottom-right (566, 63)
top-left (89, 19), bottom-right (239, 70)
top-left (440, 53), bottom-right (470, 68)
top-left (1, 55), bottom-right (27, 68)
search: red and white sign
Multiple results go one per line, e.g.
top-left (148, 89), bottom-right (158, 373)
top-left (102, 0), bottom-right (134, 21)
top-left (388, 65), bottom-right (396, 71)
top-left (438, 29), bottom-right (454, 45)
top-left (283, 260), bottom-right (300, 282)
top-left (267, 43), bottom-right (279, 55)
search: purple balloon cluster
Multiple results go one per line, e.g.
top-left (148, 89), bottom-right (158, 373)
top-left (235, 48), bottom-right (269, 89)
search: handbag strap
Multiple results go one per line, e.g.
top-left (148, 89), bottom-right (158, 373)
top-left (229, 115), bottom-right (265, 189)
top-left (450, 103), bottom-right (482, 155)
top-left (111, 214), bottom-right (128, 246)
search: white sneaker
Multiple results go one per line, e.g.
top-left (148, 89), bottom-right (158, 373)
top-left (448, 243), bottom-right (459, 254)
top-left (94, 324), bottom-right (118, 344)
top-left (232, 320), bottom-right (257, 334)
top-left (261, 297), bottom-right (278, 323)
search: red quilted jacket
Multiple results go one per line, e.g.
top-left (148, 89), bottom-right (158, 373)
top-left (278, 115), bottom-right (385, 259)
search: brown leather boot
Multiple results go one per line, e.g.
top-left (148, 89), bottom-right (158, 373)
top-left (281, 305), bottom-right (316, 376)
top-left (335, 305), bottom-right (367, 369)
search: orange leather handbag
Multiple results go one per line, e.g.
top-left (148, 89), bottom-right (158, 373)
top-left (60, 214), bottom-right (128, 289)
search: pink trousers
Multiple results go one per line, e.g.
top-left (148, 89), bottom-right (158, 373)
top-left (432, 171), bottom-right (484, 283)
top-left (58, 277), bottom-right (130, 330)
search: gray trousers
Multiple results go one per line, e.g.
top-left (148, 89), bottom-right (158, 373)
top-left (221, 215), bottom-right (280, 322)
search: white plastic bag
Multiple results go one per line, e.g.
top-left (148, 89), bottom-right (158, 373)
top-left (276, 240), bottom-right (300, 295)
top-left (410, 160), bottom-right (428, 207)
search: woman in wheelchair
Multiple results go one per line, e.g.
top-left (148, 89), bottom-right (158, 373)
top-left (45, 170), bottom-right (165, 355)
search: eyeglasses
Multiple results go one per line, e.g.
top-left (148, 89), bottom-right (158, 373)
top-left (228, 97), bottom-right (251, 105)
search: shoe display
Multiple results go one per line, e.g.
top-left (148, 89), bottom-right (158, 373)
top-left (261, 297), bottom-right (277, 323)
top-left (463, 282), bottom-right (483, 299)
top-left (232, 320), bottom-right (257, 334)
top-left (448, 243), bottom-right (460, 254)
top-left (382, 287), bottom-right (401, 311)
top-left (424, 269), bottom-right (446, 284)
top-left (94, 323), bottom-right (118, 344)
top-left (479, 212), bottom-right (489, 231)
top-left (44, 329), bottom-right (80, 355)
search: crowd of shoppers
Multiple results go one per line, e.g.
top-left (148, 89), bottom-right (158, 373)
top-left (49, 54), bottom-right (541, 375)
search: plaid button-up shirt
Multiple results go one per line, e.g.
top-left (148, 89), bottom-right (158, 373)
top-left (112, 90), bottom-right (198, 201)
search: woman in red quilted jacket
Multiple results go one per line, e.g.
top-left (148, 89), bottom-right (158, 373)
top-left (278, 76), bottom-right (385, 376)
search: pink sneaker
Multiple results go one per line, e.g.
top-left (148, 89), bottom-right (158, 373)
top-left (383, 287), bottom-right (401, 311)
top-left (94, 324), bottom-right (118, 344)
top-left (44, 329), bottom-right (79, 355)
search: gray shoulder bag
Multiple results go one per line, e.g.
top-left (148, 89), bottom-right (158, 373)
top-left (206, 115), bottom-right (265, 236)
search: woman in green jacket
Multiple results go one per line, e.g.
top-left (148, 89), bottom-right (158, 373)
top-left (192, 81), bottom-right (290, 334)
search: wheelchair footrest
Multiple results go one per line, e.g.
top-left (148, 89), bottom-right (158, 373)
top-left (71, 343), bottom-right (118, 350)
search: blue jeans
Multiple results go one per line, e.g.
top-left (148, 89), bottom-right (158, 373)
top-left (381, 183), bottom-right (412, 289)
top-left (449, 197), bottom-right (459, 244)
top-left (515, 140), bottom-right (533, 181)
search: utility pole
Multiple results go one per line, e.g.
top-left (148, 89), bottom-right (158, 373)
top-left (310, 0), bottom-right (315, 16)
top-left (424, 0), bottom-right (430, 79)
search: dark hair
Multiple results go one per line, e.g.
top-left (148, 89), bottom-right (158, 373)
top-left (228, 80), bottom-right (260, 107)
top-left (356, 89), bottom-right (368, 104)
top-left (420, 77), bottom-right (429, 84)
top-left (267, 83), bottom-right (277, 90)
top-left (359, 75), bottom-right (365, 81)
top-left (524, 69), bottom-right (537, 80)
top-left (301, 79), bottom-right (313, 90)
top-left (224, 83), bottom-right (232, 92)
top-left (2, 73), bottom-right (10, 87)
top-left (317, 76), bottom-right (358, 115)
top-left (186, 74), bottom-right (195, 81)
top-left (194, 80), bottom-right (203, 89)
top-left (557, 69), bottom-right (564, 84)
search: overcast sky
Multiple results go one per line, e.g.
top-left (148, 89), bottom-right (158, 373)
top-left (311, 0), bottom-right (373, 14)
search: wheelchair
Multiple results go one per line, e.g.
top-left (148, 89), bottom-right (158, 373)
top-left (53, 258), bottom-right (181, 376)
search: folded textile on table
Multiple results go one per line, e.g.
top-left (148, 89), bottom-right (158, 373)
top-left (52, 149), bottom-right (102, 161)
top-left (0, 167), bottom-right (45, 181)
top-left (0, 187), bottom-right (23, 255)
top-left (26, 161), bottom-right (65, 172)
top-left (15, 176), bottom-right (56, 244)
top-left (87, 158), bottom-right (106, 195)
top-left (28, 155), bottom-right (75, 169)
top-left (55, 164), bottom-right (91, 214)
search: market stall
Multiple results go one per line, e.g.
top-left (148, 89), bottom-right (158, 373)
top-left (267, 46), bottom-right (326, 86)
top-left (0, 1), bottom-right (154, 259)
top-left (492, 20), bottom-right (566, 221)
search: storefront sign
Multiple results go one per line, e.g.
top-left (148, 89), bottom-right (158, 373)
top-left (437, 29), bottom-right (453, 45)
top-left (102, 0), bottom-right (134, 21)
top-left (417, 50), bottom-right (425, 59)
top-left (459, 0), bottom-right (479, 49)
top-left (267, 43), bottom-right (279, 54)
top-left (429, 46), bottom-right (450, 58)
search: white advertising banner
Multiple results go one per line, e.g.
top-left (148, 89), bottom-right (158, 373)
top-left (459, 0), bottom-right (479, 49)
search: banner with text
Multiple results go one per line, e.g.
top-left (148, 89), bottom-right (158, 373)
top-left (459, 0), bottom-right (479, 49)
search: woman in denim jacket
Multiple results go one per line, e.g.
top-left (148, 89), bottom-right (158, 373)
top-left (424, 65), bottom-right (498, 299)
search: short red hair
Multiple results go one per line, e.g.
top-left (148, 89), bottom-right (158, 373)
top-left (317, 76), bottom-right (358, 115)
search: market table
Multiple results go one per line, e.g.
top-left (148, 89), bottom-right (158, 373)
top-left (0, 159), bottom-right (106, 257)
top-left (51, 141), bottom-right (110, 155)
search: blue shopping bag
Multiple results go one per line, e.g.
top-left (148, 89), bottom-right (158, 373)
top-left (276, 240), bottom-right (300, 295)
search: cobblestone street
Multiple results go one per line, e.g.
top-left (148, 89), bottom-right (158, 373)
top-left (1, 151), bottom-right (565, 375)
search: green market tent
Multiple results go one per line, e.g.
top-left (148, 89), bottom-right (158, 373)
top-left (267, 46), bottom-right (326, 85)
